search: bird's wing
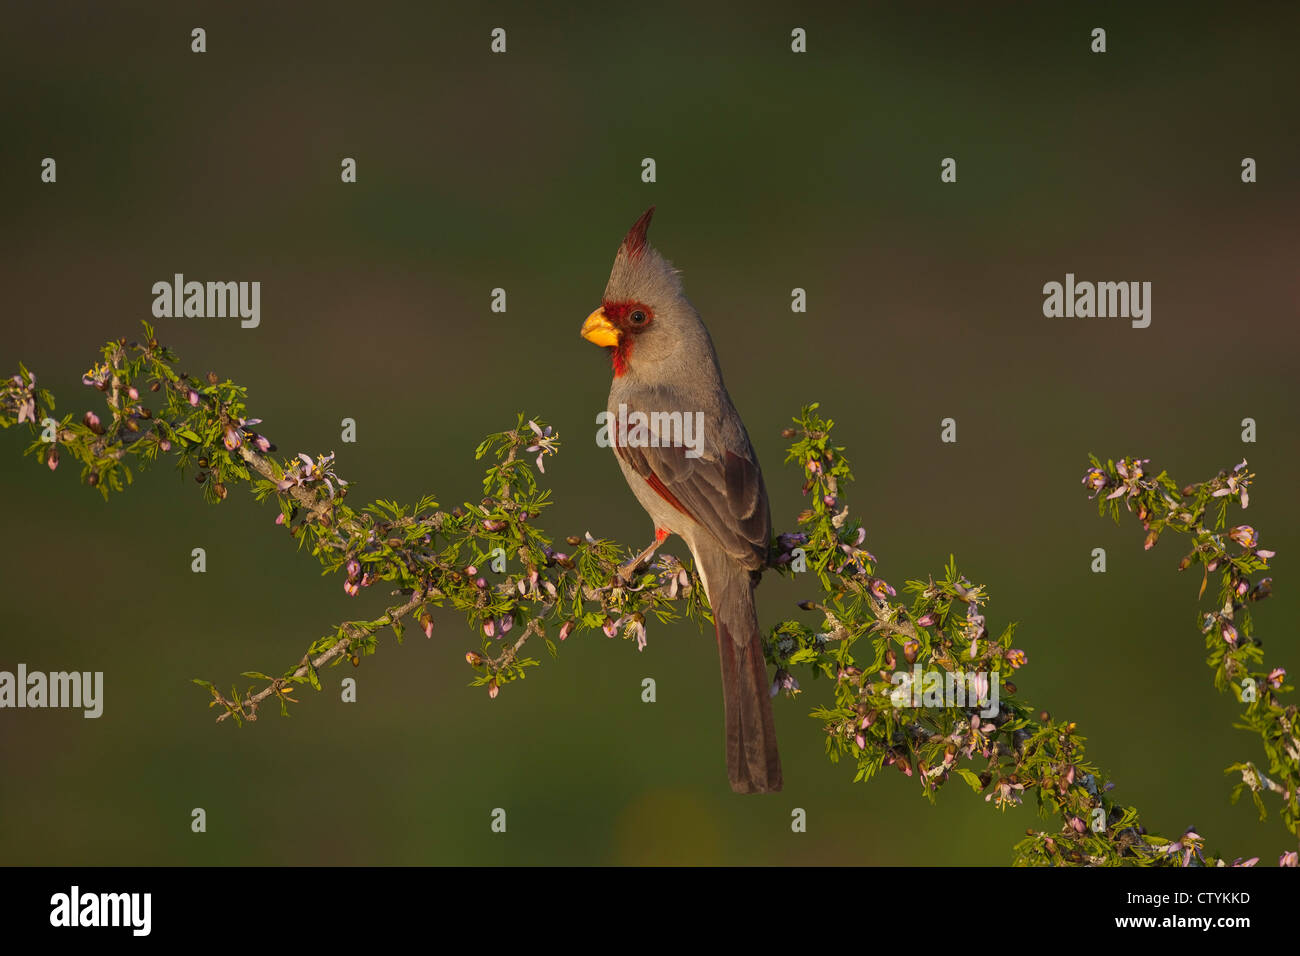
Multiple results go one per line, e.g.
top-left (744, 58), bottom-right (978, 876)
top-left (612, 397), bottom-right (770, 570)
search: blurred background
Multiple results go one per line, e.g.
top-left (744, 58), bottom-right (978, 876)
top-left (1, 1), bottom-right (1297, 865)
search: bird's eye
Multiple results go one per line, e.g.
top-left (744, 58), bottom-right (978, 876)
top-left (630, 310), bottom-right (647, 324)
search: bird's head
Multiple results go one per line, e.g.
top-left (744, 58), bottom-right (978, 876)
top-left (581, 207), bottom-right (713, 378)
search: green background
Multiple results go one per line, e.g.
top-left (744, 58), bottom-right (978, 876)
top-left (1, 2), bottom-right (1297, 865)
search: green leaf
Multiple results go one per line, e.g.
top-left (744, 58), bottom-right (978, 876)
top-left (955, 768), bottom-right (985, 793)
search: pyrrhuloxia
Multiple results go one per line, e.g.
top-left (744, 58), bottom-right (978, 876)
top-left (580, 207), bottom-right (781, 793)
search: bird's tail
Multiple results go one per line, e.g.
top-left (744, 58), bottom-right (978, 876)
top-left (699, 548), bottom-right (782, 794)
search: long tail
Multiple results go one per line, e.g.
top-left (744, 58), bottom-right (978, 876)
top-left (699, 548), bottom-right (782, 793)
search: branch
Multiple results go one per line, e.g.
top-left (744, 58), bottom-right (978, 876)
top-left (1083, 454), bottom-right (1297, 857)
top-left (4, 323), bottom-right (1295, 867)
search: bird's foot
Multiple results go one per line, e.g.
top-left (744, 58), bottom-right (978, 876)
top-left (615, 558), bottom-right (646, 588)
top-left (615, 535), bottom-right (666, 587)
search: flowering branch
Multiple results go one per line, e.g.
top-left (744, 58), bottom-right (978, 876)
top-left (1083, 454), bottom-right (1297, 860)
top-left (2, 324), bottom-right (1295, 867)
top-left (1, 324), bottom-right (708, 723)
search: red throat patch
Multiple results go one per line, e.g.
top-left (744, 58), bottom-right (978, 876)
top-left (600, 300), bottom-right (654, 378)
top-left (611, 342), bottom-right (631, 377)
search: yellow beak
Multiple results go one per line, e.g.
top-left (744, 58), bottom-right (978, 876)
top-left (581, 308), bottom-right (621, 348)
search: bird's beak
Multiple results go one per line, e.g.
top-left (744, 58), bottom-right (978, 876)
top-left (581, 308), bottom-right (621, 348)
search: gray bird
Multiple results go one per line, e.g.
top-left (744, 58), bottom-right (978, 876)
top-left (581, 207), bottom-right (781, 793)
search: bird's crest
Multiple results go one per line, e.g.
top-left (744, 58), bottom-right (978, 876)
top-left (620, 206), bottom-right (656, 260)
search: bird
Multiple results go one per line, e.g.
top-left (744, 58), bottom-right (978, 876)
top-left (580, 207), bottom-right (782, 793)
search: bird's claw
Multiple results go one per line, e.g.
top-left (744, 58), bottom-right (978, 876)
top-left (614, 561), bottom-right (642, 589)
top-left (615, 538), bottom-right (663, 589)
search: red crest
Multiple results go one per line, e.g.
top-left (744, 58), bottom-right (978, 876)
top-left (620, 206), bottom-right (656, 259)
